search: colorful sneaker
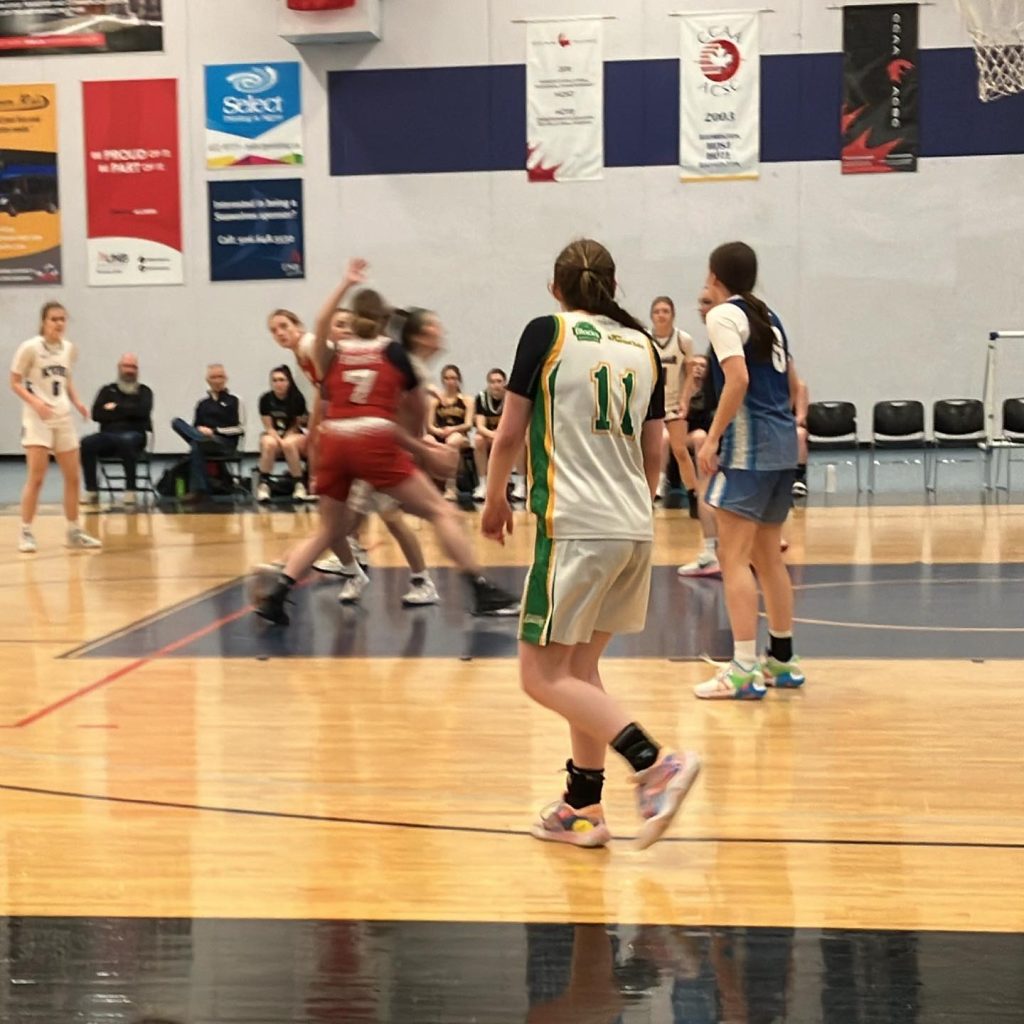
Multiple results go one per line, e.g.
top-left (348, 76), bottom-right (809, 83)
top-left (337, 563), bottom-right (370, 604)
top-left (631, 751), bottom-right (702, 850)
top-left (677, 553), bottom-right (721, 578)
top-left (18, 528), bottom-right (37, 554)
top-left (403, 574), bottom-right (440, 606)
top-left (762, 654), bottom-right (806, 689)
top-left (531, 800), bottom-right (611, 848)
top-left (66, 527), bottom-right (102, 549)
top-left (693, 661), bottom-right (766, 700)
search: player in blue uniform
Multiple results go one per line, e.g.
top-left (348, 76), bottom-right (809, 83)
top-left (693, 242), bottom-right (806, 699)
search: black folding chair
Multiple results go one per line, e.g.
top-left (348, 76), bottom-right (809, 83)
top-left (806, 401), bottom-right (861, 493)
top-left (929, 399), bottom-right (985, 491)
top-left (868, 400), bottom-right (927, 493)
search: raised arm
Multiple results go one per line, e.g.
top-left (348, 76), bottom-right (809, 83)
top-left (312, 258), bottom-right (368, 377)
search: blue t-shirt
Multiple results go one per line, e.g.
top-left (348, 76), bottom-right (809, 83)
top-left (707, 297), bottom-right (797, 471)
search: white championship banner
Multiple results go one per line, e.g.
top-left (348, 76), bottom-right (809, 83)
top-left (526, 18), bottom-right (604, 182)
top-left (679, 11), bottom-right (760, 182)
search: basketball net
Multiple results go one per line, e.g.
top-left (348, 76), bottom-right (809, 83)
top-left (956, 0), bottom-right (1024, 100)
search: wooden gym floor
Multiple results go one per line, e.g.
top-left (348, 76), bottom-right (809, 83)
top-left (0, 501), bottom-right (1022, 1022)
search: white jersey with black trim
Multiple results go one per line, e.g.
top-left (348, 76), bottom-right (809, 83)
top-left (650, 327), bottom-right (693, 413)
top-left (10, 335), bottom-right (75, 418)
top-left (510, 311), bottom-right (663, 542)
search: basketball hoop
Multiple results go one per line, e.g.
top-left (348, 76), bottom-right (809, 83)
top-left (956, 0), bottom-right (1024, 101)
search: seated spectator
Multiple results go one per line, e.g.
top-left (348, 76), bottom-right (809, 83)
top-left (256, 364), bottom-right (310, 502)
top-left (427, 363), bottom-right (473, 498)
top-left (170, 363), bottom-right (245, 498)
top-left (80, 352), bottom-right (153, 505)
top-left (473, 368), bottom-right (524, 501)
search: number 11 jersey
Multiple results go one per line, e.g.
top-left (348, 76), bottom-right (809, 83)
top-left (508, 312), bottom-right (665, 542)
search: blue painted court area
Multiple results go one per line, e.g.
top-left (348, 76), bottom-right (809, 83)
top-left (71, 563), bottom-right (1024, 662)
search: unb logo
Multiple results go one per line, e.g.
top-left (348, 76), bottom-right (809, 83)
top-left (573, 322), bottom-right (601, 343)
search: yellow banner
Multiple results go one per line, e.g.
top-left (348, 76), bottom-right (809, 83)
top-left (0, 82), bottom-right (61, 285)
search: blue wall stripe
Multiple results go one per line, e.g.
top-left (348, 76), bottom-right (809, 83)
top-left (329, 48), bottom-right (1024, 176)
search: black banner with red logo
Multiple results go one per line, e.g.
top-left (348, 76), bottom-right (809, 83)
top-left (841, 4), bottom-right (918, 174)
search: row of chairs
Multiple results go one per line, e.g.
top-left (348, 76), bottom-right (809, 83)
top-left (807, 398), bottom-right (1024, 493)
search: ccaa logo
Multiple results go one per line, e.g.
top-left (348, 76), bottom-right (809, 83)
top-left (699, 39), bottom-right (741, 83)
top-left (226, 66), bottom-right (279, 95)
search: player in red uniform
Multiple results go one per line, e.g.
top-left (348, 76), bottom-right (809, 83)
top-left (252, 270), bottom-right (520, 624)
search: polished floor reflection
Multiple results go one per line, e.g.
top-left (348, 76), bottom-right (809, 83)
top-left (3, 917), bottom-right (1023, 1024)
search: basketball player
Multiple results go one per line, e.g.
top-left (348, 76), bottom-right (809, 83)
top-left (693, 242), bottom-right (805, 699)
top-left (9, 302), bottom-right (101, 553)
top-left (650, 295), bottom-right (699, 513)
top-left (428, 364), bottom-right (472, 497)
top-left (473, 369), bottom-right (526, 501)
top-left (252, 273), bottom-right (520, 624)
top-left (481, 239), bottom-right (700, 850)
top-left (269, 298), bottom-right (439, 606)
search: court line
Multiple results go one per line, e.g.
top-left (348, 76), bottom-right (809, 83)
top-left (0, 782), bottom-right (1021, 851)
top-left (59, 577), bottom-right (243, 659)
top-left (8, 602), bottom-right (253, 728)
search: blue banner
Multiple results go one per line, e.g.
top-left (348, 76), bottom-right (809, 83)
top-left (208, 179), bottom-right (304, 282)
top-left (205, 62), bottom-right (302, 168)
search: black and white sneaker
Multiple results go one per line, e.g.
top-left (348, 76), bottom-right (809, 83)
top-left (249, 566), bottom-right (291, 626)
top-left (469, 576), bottom-right (520, 617)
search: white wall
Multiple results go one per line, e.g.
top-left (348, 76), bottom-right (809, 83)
top-left (2, 0), bottom-right (1020, 453)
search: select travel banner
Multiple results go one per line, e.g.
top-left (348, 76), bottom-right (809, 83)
top-left (0, 82), bottom-right (61, 286)
top-left (679, 11), bottom-right (760, 182)
top-left (842, 4), bottom-right (918, 174)
top-left (83, 79), bottom-right (183, 287)
top-left (208, 179), bottom-right (304, 282)
top-left (526, 19), bottom-right (603, 182)
top-left (206, 62), bottom-right (303, 169)
top-left (0, 0), bottom-right (163, 58)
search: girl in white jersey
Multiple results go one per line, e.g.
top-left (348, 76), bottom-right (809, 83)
top-left (9, 302), bottom-right (101, 553)
top-left (649, 295), bottom-right (699, 514)
top-left (481, 239), bottom-right (701, 851)
top-left (694, 242), bottom-right (805, 700)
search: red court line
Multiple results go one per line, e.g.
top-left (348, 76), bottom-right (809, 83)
top-left (10, 605), bottom-right (252, 729)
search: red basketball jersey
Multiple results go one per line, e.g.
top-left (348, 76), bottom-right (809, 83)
top-left (322, 337), bottom-right (417, 421)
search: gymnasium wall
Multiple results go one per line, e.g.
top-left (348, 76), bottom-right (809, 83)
top-left (3, 0), bottom-right (1023, 454)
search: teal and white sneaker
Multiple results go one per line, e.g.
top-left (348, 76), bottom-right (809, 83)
top-left (761, 655), bottom-right (805, 689)
top-left (694, 661), bottom-right (766, 700)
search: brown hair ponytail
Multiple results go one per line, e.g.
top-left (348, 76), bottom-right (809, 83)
top-left (553, 239), bottom-right (649, 338)
top-left (708, 241), bottom-right (774, 362)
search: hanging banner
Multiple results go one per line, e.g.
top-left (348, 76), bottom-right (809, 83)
top-left (205, 62), bottom-right (303, 169)
top-left (208, 179), bottom-right (305, 282)
top-left (842, 4), bottom-right (918, 174)
top-left (0, 1), bottom-right (163, 58)
top-left (0, 83), bottom-right (60, 286)
top-left (526, 19), bottom-right (603, 182)
top-left (83, 79), bottom-right (182, 287)
top-left (679, 12), bottom-right (760, 182)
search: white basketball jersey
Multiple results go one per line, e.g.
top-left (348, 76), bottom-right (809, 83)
top-left (11, 336), bottom-right (75, 417)
top-left (528, 312), bottom-right (659, 541)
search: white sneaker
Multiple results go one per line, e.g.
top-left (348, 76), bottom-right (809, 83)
top-left (791, 479), bottom-right (807, 498)
top-left (66, 527), bottom-right (102, 549)
top-left (313, 553), bottom-right (345, 575)
top-left (293, 481), bottom-right (308, 502)
top-left (403, 574), bottom-right (439, 606)
top-left (82, 491), bottom-right (99, 506)
top-left (347, 536), bottom-right (369, 571)
top-left (122, 490), bottom-right (137, 506)
top-left (511, 479), bottom-right (526, 501)
top-left (677, 552), bottom-right (721, 578)
top-left (256, 481), bottom-right (271, 503)
top-left (337, 563), bottom-right (370, 604)
top-left (18, 528), bottom-right (37, 554)
top-left (472, 483), bottom-right (486, 502)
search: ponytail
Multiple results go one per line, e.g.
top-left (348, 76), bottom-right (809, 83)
top-left (738, 292), bottom-right (775, 363)
top-left (554, 240), bottom-right (650, 339)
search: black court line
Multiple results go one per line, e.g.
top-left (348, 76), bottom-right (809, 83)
top-left (1, 783), bottom-right (1021, 852)
top-left (59, 576), bottom-right (244, 659)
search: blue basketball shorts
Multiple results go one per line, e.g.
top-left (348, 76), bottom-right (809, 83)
top-left (705, 467), bottom-right (795, 524)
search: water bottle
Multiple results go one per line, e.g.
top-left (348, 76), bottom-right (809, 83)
top-left (825, 464), bottom-right (837, 494)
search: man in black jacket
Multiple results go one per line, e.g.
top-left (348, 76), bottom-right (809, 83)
top-left (81, 353), bottom-right (153, 505)
top-left (170, 363), bottom-right (246, 497)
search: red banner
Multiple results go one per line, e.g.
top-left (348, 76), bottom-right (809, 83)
top-left (82, 78), bottom-right (182, 286)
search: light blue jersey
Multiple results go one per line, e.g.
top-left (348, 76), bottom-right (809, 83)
top-left (707, 298), bottom-right (797, 471)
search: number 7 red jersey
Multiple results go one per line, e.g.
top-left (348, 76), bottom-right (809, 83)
top-left (322, 336), bottom-right (419, 421)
